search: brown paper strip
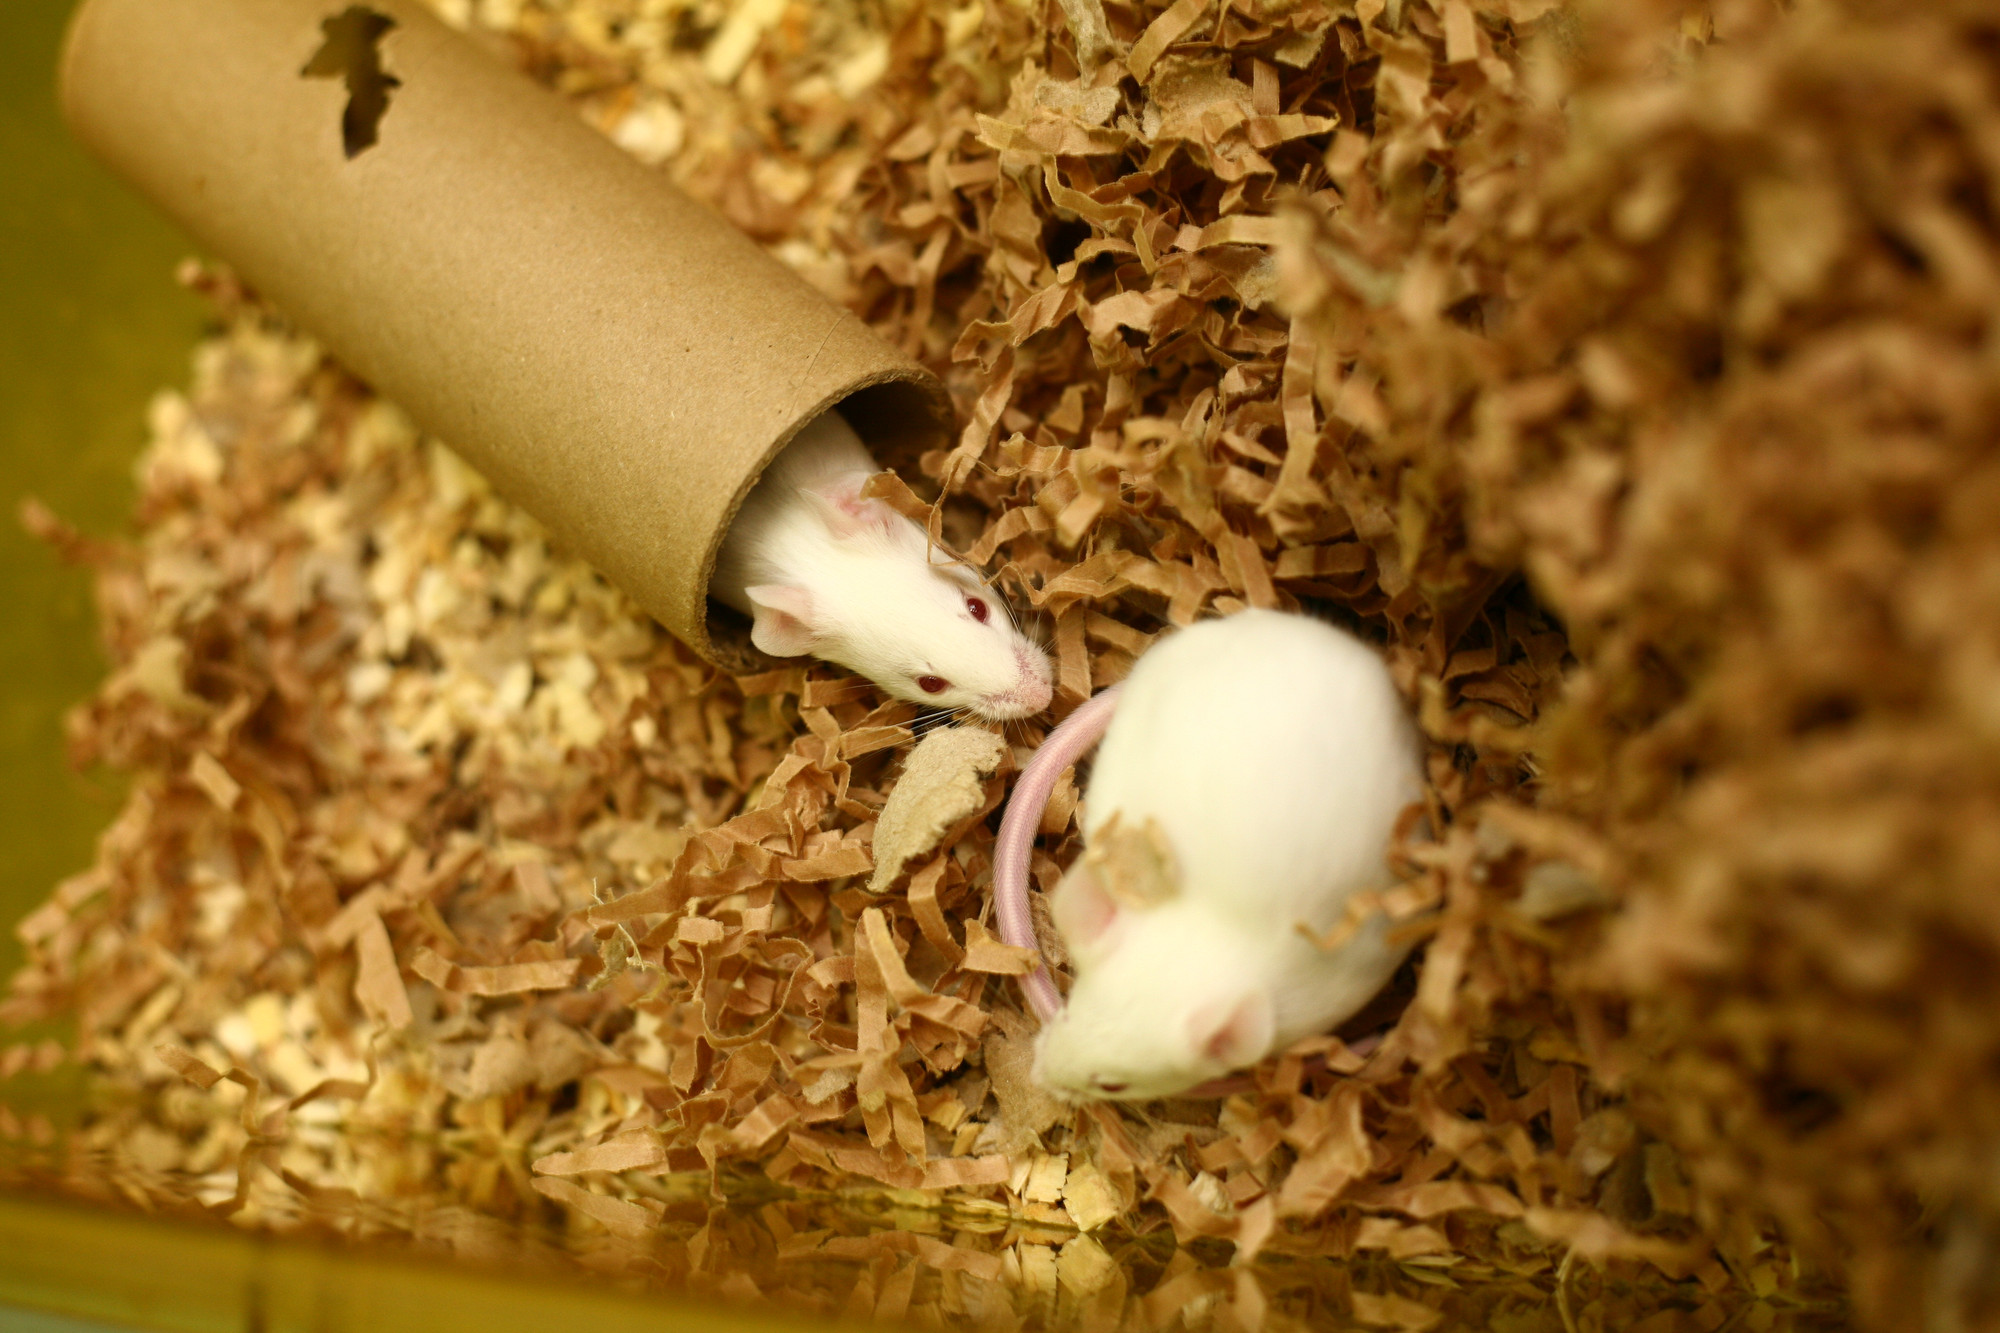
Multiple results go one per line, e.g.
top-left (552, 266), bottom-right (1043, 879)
top-left (352, 911), bottom-right (414, 1028)
top-left (961, 919), bottom-right (1040, 975)
top-left (531, 1132), bottom-right (666, 1176)
top-left (410, 946), bottom-right (581, 995)
top-left (530, 1177), bottom-right (657, 1239)
top-left (60, 0), bottom-right (949, 665)
top-left (154, 1043), bottom-right (225, 1091)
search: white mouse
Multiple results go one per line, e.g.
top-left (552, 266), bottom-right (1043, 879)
top-left (1028, 609), bottom-right (1423, 1101)
top-left (710, 410), bottom-right (1053, 720)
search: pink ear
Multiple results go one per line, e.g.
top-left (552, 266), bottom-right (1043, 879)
top-left (804, 478), bottom-right (899, 540)
top-left (1051, 863), bottom-right (1120, 956)
top-left (1187, 990), bottom-right (1275, 1069)
top-left (744, 584), bottom-right (819, 657)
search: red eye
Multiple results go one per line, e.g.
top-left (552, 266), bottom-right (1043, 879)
top-left (966, 597), bottom-right (990, 623)
top-left (1096, 1080), bottom-right (1128, 1094)
top-left (917, 675), bottom-right (949, 695)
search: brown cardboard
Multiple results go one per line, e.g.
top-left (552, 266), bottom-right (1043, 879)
top-left (57, 0), bottom-right (950, 668)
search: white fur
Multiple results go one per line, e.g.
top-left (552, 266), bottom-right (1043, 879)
top-left (1031, 609), bottom-right (1423, 1101)
top-left (710, 411), bottom-right (1052, 720)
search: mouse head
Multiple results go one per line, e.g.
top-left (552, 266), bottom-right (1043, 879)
top-left (743, 484), bottom-right (1053, 720)
top-left (1031, 868), bottom-right (1278, 1102)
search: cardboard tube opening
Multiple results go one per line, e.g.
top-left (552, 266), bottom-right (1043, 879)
top-left (701, 378), bottom-right (951, 672)
top-left (59, 0), bottom-right (952, 669)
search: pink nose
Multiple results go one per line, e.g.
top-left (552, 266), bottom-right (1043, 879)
top-left (1017, 645), bottom-right (1053, 711)
top-left (1019, 670), bottom-right (1054, 713)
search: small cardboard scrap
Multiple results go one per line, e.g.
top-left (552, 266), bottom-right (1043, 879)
top-left (866, 725), bottom-right (1007, 893)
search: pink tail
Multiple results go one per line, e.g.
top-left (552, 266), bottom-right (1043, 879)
top-left (991, 685), bottom-right (1123, 1022)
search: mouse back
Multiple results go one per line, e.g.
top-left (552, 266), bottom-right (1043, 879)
top-left (1080, 609), bottom-right (1421, 930)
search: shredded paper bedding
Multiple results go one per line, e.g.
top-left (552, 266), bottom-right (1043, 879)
top-left (13, 0), bottom-right (1999, 1328)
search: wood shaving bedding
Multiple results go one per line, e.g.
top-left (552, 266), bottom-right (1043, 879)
top-left (16, 0), bottom-right (1980, 1327)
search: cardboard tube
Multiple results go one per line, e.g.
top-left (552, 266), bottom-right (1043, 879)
top-left (59, 0), bottom-right (950, 668)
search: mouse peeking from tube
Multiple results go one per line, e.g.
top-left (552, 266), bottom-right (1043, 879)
top-left (993, 610), bottom-right (1425, 1102)
top-left (710, 410), bottom-right (1053, 722)
top-left (58, 0), bottom-right (1051, 718)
